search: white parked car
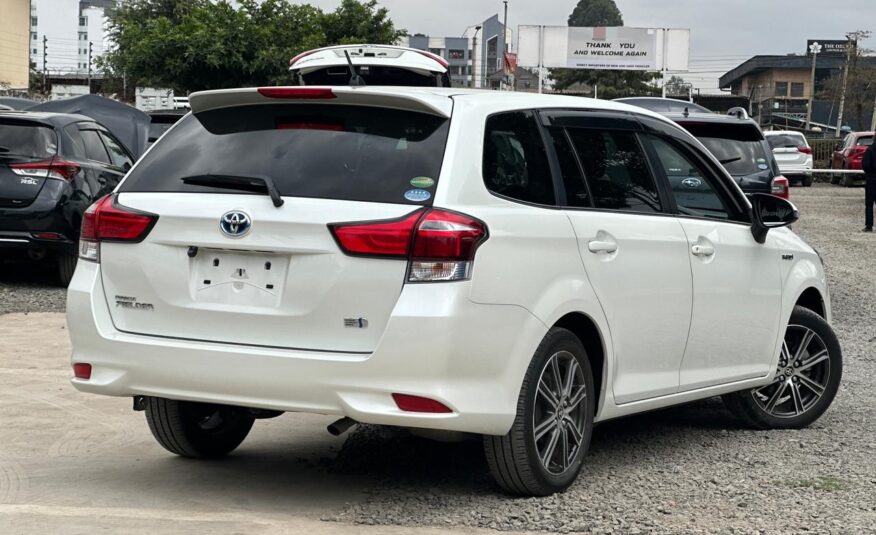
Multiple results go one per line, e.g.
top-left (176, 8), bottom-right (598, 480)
top-left (765, 130), bottom-right (814, 187)
top-left (67, 87), bottom-right (842, 496)
top-left (289, 44), bottom-right (450, 87)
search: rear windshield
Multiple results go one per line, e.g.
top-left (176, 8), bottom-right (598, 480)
top-left (301, 66), bottom-right (441, 87)
top-left (0, 121), bottom-right (58, 160)
top-left (121, 104), bottom-right (449, 205)
top-left (679, 122), bottom-right (770, 177)
top-left (856, 136), bottom-right (873, 146)
top-left (766, 134), bottom-right (806, 150)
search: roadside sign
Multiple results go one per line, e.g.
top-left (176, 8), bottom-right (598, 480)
top-left (806, 40), bottom-right (849, 56)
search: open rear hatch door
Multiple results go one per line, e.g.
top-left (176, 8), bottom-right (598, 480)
top-left (98, 89), bottom-right (450, 353)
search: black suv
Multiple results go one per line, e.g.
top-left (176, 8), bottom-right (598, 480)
top-left (0, 111), bottom-right (134, 285)
top-left (616, 98), bottom-right (787, 199)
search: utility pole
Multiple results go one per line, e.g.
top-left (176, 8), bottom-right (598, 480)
top-left (42, 36), bottom-right (47, 92)
top-left (835, 35), bottom-right (853, 136)
top-left (805, 42), bottom-right (821, 131)
top-left (471, 25), bottom-right (481, 89)
top-left (87, 41), bottom-right (93, 94)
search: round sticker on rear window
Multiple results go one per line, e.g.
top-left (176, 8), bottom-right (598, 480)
top-left (404, 189), bottom-right (431, 202)
top-left (758, 163), bottom-right (769, 170)
top-left (410, 176), bottom-right (435, 188)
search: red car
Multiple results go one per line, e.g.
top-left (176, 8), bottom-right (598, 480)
top-left (831, 131), bottom-right (874, 186)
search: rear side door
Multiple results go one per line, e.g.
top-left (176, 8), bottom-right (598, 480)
top-left (541, 111), bottom-right (692, 404)
top-left (643, 132), bottom-right (783, 390)
top-left (74, 124), bottom-right (124, 198)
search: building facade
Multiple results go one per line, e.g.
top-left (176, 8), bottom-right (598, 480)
top-left (29, 0), bottom-right (113, 77)
top-left (720, 54), bottom-right (876, 131)
top-left (401, 13), bottom-right (510, 89)
top-left (0, 0), bottom-right (32, 90)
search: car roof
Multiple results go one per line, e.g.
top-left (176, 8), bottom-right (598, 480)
top-left (615, 97), bottom-right (712, 114)
top-left (764, 130), bottom-right (805, 136)
top-left (0, 109), bottom-right (97, 126)
top-left (188, 85), bottom-right (682, 131)
top-left (289, 44), bottom-right (448, 75)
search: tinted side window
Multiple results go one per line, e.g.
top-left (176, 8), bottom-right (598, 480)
top-left (483, 111), bottom-right (555, 205)
top-left (80, 129), bottom-right (110, 163)
top-left (546, 127), bottom-right (590, 207)
top-left (649, 136), bottom-right (730, 220)
top-left (98, 131), bottom-right (133, 170)
top-left (63, 125), bottom-right (87, 159)
top-left (566, 129), bottom-right (661, 213)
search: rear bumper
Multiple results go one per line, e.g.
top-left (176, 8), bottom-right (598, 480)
top-left (67, 261), bottom-right (546, 435)
top-left (0, 230), bottom-right (76, 256)
top-left (0, 182), bottom-right (78, 256)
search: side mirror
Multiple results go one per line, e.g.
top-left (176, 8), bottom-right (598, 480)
top-left (750, 193), bottom-right (799, 244)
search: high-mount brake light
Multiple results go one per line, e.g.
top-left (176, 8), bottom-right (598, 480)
top-left (257, 87), bottom-right (336, 99)
top-left (79, 195), bottom-right (158, 262)
top-left (329, 208), bottom-right (488, 282)
top-left (9, 157), bottom-right (80, 181)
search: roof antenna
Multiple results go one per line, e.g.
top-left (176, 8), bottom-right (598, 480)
top-left (344, 50), bottom-right (366, 87)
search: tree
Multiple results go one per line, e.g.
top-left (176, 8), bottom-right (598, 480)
top-left (99, 0), bottom-right (406, 94)
top-left (817, 31), bottom-right (875, 130)
top-left (664, 75), bottom-right (690, 98)
top-left (549, 0), bottom-right (658, 98)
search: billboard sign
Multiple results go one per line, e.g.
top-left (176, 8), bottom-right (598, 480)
top-left (806, 40), bottom-right (849, 56)
top-left (566, 27), bottom-right (657, 70)
top-left (518, 26), bottom-right (689, 72)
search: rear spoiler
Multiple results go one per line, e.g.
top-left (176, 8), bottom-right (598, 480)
top-left (189, 87), bottom-right (451, 118)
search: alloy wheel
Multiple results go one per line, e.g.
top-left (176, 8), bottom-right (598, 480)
top-left (751, 325), bottom-right (831, 418)
top-left (532, 350), bottom-right (588, 475)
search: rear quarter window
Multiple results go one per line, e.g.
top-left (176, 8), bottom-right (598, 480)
top-left (121, 104), bottom-right (449, 205)
top-left (0, 122), bottom-right (57, 159)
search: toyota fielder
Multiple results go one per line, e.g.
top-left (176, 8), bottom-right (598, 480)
top-left (67, 86), bottom-right (842, 496)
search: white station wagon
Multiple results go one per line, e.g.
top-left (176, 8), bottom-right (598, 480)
top-left (67, 87), bottom-right (842, 496)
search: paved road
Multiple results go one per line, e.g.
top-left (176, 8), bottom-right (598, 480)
top-left (1, 184), bottom-right (874, 534)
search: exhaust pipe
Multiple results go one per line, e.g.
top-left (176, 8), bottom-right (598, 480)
top-left (327, 416), bottom-right (357, 436)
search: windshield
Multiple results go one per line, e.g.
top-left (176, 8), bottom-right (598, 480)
top-left (697, 137), bottom-right (771, 176)
top-left (0, 122), bottom-right (58, 159)
top-left (121, 104), bottom-right (449, 205)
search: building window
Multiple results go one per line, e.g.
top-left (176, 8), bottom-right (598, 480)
top-left (79, 16), bottom-right (87, 26)
top-left (79, 32), bottom-right (87, 41)
top-left (31, 32), bottom-right (37, 41)
top-left (31, 16), bottom-right (38, 27)
top-left (448, 49), bottom-right (465, 60)
top-left (32, 48), bottom-right (38, 55)
top-left (774, 81), bottom-right (788, 97)
top-left (790, 82), bottom-right (804, 97)
top-left (429, 48), bottom-right (442, 56)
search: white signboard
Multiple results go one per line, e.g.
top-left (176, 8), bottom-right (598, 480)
top-left (518, 26), bottom-right (690, 72)
top-left (566, 27), bottom-right (657, 70)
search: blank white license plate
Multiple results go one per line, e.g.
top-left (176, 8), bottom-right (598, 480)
top-left (191, 250), bottom-right (289, 307)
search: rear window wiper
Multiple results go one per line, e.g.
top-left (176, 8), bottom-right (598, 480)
top-left (180, 173), bottom-right (284, 207)
top-left (719, 156), bottom-right (742, 165)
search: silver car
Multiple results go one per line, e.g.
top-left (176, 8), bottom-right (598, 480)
top-left (765, 131), bottom-right (813, 187)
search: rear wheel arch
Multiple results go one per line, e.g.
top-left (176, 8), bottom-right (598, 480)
top-left (552, 312), bottom-right (605, 416)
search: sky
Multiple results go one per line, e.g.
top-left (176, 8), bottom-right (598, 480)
top-left (306, 0), bottom-right (875, 93)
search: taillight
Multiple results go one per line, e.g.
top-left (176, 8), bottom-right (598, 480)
top-left (9, 157), bottom-right (80, 181)
top-left (771, 176), bottom-right (790, 200)
top-left (798, 147), bottom-right (813, 154)
top-left (257, 87), bottom-right (336, 99)
top-left (72, 363), bottom-right (92, 380)
top-left (415, 50), bottom-right (450, 69)
top-left (79, 195), bottom-right (157, 262)
top-left (329, 208), bottom-right (488, 282)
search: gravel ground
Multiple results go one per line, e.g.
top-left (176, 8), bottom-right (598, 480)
top-left (2, 184), bottom-right (874, 534)
top-left (0, 260), bottom-right (66, 315)
top-left (329, 184), bottom-right (876, 534)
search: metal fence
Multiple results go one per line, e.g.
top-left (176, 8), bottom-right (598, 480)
top-left (809, 139), bottom-right (842, 167)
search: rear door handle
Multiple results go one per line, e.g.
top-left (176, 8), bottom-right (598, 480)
top-left (587, 240), bottom-right (618, 254)
top-left (691, 243), bottom-right (715, 257)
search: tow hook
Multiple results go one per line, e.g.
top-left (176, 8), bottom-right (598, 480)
top-left (133, 395), bottom-right (147, 411)
top-left (327, 417), bottom-right (357, 436)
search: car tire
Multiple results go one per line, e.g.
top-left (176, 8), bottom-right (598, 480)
top-left (801, 174), bottom-right (813, 187)
top-left (145, 397), bottom-right (255, 458)
top-left (58, 254), bottom-right (78, 287)
top-left (722, 306), bottom-right (841, 430)
top-left (483, 327), bottom-right (594, 496)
